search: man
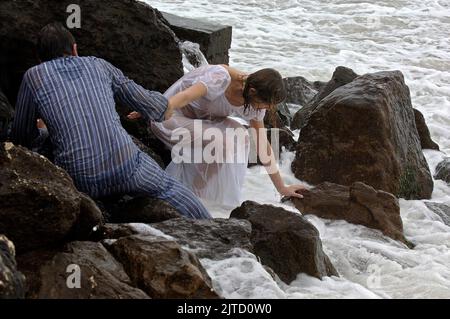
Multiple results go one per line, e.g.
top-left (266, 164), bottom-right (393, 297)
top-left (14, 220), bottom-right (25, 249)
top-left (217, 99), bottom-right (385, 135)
top-left (10, 22), bottom-right (211, 219)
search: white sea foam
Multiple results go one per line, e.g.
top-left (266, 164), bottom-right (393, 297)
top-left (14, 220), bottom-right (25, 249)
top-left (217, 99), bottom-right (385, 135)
top-left (145, 0), bottom-right (450, 298)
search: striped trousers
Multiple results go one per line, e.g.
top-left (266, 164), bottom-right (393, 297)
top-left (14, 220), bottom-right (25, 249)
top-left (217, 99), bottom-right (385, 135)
top-left (81, 151), bottom-right (212, 219)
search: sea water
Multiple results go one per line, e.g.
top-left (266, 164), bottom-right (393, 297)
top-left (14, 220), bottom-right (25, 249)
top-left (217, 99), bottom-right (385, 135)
top-left (144, 0), bottom-right (450, 298)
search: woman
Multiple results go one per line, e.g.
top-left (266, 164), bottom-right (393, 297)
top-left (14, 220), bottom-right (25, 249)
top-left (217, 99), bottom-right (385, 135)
top-left (128, 64), bottom-right (306, 207)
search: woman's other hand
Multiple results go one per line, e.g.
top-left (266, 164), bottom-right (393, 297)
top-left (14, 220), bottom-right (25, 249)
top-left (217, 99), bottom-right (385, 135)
top-left (279, 184), bottom-right (308, 199)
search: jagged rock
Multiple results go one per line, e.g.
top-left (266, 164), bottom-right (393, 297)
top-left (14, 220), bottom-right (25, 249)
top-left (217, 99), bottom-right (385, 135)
top-left (0, 235), bottom-right (25, 299)
top-left (414, 109), bottom-right (440, 150)
top-left (0, 0), bottom-right (182, 104)
top-left (230, 201), bottom-right (338, 284)
top-left (425, 202), bottom-right (450, 227)
top-left (0, 143), bottom-right (103, 253)
top-left (99, 195), bottom-right (182, 224)
top-left (162, 12), bottom-right (232, 65)
top-left (283, 76), bottom-right (325, 107)
top-left (152, 218), bottom-right (253, 260)
top-left (292, 182), bottom-right (412, 247)
top-left (292, 71), bottom-right (434, 200)
top-left (435, 158), bottom-right (450, 185)
top-left (109, 235), bottom-right (220, 299)
top-left (291, 66), bottom-right (358, 130)
top-left (17, 241), bottom-right (149, 299)
top-left (0, 89), bottom-right (13, 142)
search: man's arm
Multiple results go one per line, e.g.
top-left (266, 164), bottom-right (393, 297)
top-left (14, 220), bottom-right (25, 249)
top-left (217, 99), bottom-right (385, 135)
top-left (99, 59), bottom-right (168, 122)
top-left (10, 75), bottom-right (39, 148)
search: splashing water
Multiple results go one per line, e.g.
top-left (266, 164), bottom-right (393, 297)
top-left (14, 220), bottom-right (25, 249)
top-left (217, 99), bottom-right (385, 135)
top-left (144, 0), bottom-right (450, 298)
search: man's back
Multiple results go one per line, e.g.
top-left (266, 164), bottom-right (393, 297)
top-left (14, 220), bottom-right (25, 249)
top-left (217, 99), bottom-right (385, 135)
top-left (12, 56), bottom-right (168, 193)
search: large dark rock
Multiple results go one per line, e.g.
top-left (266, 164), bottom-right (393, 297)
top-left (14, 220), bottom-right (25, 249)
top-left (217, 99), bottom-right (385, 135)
top-left (292, 71), bottom-right (434, 200)
top-left (98, 195), bottom-right (182, 225)
top-left (110, 235), bottom-right (220, 299)
top-left (0, 235), bottom-right (25, 299)
top-left (230, 201), bottom-right (338, 284)
top-left (0, 89), bottom-right (13, 142)
top-left (291, 67), bottom-right (358, 130)
top-left (425, 202), bottom-right (450, 226)
top-left (435, 158), bottom-right (450, 185)
top-left (162, 12), bottom-right (232, 65)
top-left (0, 143), bottom-right (103, 253)
top-left (414, 109), bottom-right (440, 150)
top-left (292, 182), bottom-right (412, 247)
top-left (0, 0), bottom-right (183, 105)
top-left (17, 241), bottom-right (149, 299)
top-left (152, 218), bottom-right (253, 260)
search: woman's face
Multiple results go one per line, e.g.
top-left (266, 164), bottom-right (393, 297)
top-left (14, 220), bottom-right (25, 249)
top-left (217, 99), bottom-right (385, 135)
top-left (251, 97), bottom-right (273, 110)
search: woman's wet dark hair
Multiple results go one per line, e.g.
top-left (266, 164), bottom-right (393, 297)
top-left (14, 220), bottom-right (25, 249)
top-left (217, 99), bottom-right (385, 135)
top-left (37, 22), bottom-right (76, 62)
top-left (243, 68), bottom-right (287, 116)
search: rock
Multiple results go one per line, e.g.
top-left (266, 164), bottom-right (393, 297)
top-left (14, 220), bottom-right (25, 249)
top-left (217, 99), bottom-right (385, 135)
top-left (425, 202), bottom-right (450, 227)
top-left (99, 195), bottom-right (182, 224)
top-left (292, 71), bottom-right (434, 200)
top-left (266, 102), bottom-right (293, 129)
top-left (292, 182), bottom-right (412, 247)
top-left (0, 0), bottom-right (183, 105)
top-left (109, 235), bottom-right (220, 299)
top-left (0, 235), bottom-right (25, 299)
top-left (414, 109), bottom-right (440, 150)
top-left (283, 76), bottom-right (325, 107)
top-left (94, 224), bottom-right (141, 242)
top-left (0, 143), bottom-right (103, 253)
top-left (230, 201), bottom-right (338, 284)
top-left (71, 193), bottom-right (105, 240)
top-left (0, 89), bottom-right (13, 142)
top-left (435, 158), bottom-right (450, 184)
top-left (291, 67), bottom-right (358, 130)
top-left (17, 241), bottom-right (149, 299)
top-left (162, 12), bottom-right (232, 65)
top-left (152, 218), bottom-right (253, 260)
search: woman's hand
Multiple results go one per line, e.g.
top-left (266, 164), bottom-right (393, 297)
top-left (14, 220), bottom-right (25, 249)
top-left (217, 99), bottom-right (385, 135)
top-left (278, 184), bottom-right (308, 199)
top-left (127, 111), bottom-right (142, 120)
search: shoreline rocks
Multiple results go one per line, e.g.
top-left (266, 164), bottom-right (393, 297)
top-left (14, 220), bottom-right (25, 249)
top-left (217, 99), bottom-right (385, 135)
top-left (292, 182), bottom-right (413, 247)
top-left (0, 235), bottom-right (25, 299)
top-left (291, 70), bottom-right (434, 200)
top-left (0, 143), bottom-right (103, 253)
top-left (231, 201), bottom-right (338, 284)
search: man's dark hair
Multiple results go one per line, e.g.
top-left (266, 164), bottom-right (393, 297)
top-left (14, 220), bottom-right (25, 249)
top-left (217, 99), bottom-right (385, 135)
top-left (37, 22), bottom-right (76, 62)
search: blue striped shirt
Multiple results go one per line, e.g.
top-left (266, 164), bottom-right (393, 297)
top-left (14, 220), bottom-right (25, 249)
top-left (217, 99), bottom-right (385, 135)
top-left (10, 56), bottom-right (168, 192)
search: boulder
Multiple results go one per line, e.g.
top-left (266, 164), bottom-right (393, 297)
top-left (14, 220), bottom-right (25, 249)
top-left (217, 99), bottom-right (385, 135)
top-left (0, 89), bottom-right (13, 142)
top-left (152, 218), bottom-right (253, 260)
top-left (99, 195), bottom-right (182, 224)
top-left (230, 201), bottom-right (338, 284)
top-left (162, 12), bottom-right (232, 65)
top-left (109, 235), bottom-right (220, 299)
top-left (0, 143), bottom-right (103, 252)
top-left (0, 0), bottom-right (183, 105)
top-left (291, 66), bottom-right (358, 130)
top-left (435, 158), bottom-right (450, 185)
top-left (0, 235), bottom-right (25, 299)
top-left (425, 202), bottom-right (450, 227)
top-left (292, 182), bottom-right (412, 247)
top-left (414, 109), bottom-right (440, 150)
top-left (292, 71), bottom-right (434, 200)
top-left (283, 76), bottom-right (325, 107)
top-left (17, 241), bottom-right (149, 299)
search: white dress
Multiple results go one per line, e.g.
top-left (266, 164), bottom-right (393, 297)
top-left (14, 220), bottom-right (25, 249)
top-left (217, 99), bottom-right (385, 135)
top-left (150, 65), bottom-right (266, 207)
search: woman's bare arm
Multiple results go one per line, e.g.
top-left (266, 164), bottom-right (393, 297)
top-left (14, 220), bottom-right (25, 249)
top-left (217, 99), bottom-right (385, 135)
top-left (250, 119), bottom-right (306, 199)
